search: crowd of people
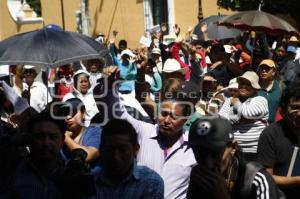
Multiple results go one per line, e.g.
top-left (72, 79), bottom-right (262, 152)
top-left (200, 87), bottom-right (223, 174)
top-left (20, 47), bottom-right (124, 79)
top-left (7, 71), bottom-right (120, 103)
top-left (0, 22), bottom-right (300, 199)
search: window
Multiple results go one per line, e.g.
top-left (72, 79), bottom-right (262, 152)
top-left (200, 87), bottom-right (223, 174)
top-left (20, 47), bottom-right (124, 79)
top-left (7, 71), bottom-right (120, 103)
top-left (7, 0), bottom-right (43, 24)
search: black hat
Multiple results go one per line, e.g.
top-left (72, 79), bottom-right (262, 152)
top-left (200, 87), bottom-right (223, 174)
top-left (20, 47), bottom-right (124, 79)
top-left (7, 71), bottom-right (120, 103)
top-left (189, 117), bottom-right (233, 151)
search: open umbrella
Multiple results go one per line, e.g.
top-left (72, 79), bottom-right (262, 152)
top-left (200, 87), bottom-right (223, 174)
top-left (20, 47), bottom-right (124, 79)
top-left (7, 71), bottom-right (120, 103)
top-left (219, 10), bottom-right (299, 36)
top-left (193, 15), bottom-right (241, 40)
top-left (0, 26), bottom-right (112, 68)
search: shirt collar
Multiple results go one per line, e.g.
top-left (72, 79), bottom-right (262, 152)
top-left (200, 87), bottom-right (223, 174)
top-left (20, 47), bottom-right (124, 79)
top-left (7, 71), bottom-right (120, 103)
top-left (151, 125), bottom-right (189, 143)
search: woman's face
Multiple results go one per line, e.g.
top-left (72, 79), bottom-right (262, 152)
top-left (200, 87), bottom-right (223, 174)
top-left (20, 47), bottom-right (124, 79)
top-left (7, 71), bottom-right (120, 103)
top-left (65, 110), bottom-right (85, 131)
top-left (275, 46), bottom-right (286, 60)
top-left (258, 65), bottom-right (276, 80)
top-left (238, 78), bottom-right (256, 98)
top-left (77, 74), bottom-right (90, 94)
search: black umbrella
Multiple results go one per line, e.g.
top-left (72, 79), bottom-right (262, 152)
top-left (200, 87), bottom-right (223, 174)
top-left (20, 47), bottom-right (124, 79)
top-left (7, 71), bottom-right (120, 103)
top-left (0, 26), bottom-right (112, 68)
top-left (193, 15), bottom-right (241, 40)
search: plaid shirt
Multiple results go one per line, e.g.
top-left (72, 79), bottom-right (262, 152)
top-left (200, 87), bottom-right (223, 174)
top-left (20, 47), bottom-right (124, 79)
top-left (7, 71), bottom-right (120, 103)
top-left (91, 162), bottom-right (164, 199)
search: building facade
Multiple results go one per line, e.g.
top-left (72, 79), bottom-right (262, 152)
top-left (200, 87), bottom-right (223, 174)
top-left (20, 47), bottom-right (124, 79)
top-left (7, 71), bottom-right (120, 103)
top-left (0, 0), bottom-right (233, 47)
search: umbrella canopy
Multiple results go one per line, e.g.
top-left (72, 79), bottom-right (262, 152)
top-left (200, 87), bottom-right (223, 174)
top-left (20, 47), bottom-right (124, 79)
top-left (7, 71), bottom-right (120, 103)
top-left (0, 26), bottom-right (111, 68)
top-left (219, 10), bottom-right (299, 36)
top-left (193, 15), bottom-right (241, 40)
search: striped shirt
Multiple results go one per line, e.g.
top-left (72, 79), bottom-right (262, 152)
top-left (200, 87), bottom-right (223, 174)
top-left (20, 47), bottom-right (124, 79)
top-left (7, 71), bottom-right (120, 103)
top-left (253, 172), bottom-right (271, 199)
top-left (219, 96), bottom-right (269, 153)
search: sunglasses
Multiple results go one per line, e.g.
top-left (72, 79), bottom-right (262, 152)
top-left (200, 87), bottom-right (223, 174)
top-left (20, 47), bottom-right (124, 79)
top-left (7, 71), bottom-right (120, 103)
top-left (258, 65), bottom-right (273, 72)
top-left (24, 69), bottom-right (36, 74)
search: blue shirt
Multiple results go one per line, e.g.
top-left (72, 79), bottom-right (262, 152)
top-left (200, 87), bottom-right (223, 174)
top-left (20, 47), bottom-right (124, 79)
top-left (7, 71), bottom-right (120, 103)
top-left (109, 45), bottom-right (137, 92)
top-left (62, 126), bottom-right (102, 175)
top-left (90, 162), bottom-right (164, 199)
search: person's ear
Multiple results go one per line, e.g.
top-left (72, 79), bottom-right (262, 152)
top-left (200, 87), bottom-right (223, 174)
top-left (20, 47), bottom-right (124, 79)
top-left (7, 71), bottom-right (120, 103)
top-left (134, 144), bottom-right (140, 156)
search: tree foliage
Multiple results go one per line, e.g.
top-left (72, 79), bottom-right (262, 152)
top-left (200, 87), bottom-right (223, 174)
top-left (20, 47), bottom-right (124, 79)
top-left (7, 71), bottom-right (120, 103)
top-left (26, 0), bottom-right (41, 16)
top-left (217, 0), bottom-right (300, 28)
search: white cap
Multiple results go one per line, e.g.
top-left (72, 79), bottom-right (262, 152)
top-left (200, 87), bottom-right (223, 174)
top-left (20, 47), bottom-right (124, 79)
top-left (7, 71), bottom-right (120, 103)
top-left (162, 58), bottom-right (187, 74)
top-left (120, 49), bottom-right (136, 57)
top-left (23, 65), bottom-right (41, 74)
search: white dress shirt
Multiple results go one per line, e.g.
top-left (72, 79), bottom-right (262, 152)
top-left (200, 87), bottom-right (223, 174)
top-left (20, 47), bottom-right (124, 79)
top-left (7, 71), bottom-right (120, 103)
top-left (23, 81), bottom-right (52, 113)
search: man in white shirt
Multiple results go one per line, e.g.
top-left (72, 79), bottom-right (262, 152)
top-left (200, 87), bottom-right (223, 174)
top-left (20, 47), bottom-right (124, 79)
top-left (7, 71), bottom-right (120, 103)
top-left (22, 65), bottom-right (52, 113)
top-left (93, 66), bottom-right (197, 199)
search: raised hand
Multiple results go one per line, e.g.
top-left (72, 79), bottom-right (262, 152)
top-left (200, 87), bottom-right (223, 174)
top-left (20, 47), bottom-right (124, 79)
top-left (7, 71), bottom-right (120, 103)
top-left (174, 24), bottom-right (181, 36)
top-left (102, 66), bottom-right (120, 89)
top-left (201, 23), bottom-right (208, 33)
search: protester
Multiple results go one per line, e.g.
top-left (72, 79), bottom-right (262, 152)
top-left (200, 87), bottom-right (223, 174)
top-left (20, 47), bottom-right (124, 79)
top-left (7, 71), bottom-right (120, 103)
top-left (22, 65), bottom-right (52, 113)
top-left (0, 111), bottom-right (66, 199)
top-left (63, 69), bottom-right (99, 126)
top-left (279, 46), bottom-right (298, 85)
top-left (257, 59), bottom-right (286, 123)
top-left (109, 36), bottom-right (137, 94)
top-left (188, 116), bottom-right (285, 199)
top-left (93, 66), bottom-right (196, 199)
top-left (91, 119), bottom-right (164, 199)
top-left (85, 59), bottom-right (104, 89)
top-left (257, 83), bottom-right (300, 198)
top-left (219, 71), bottom-right (269, 162)
top-left (59, 98), bottom-right (101, 175)
top-left (272, 42), bottom-right (288, 70)
top-left (55, 64), bottom-right (74, 101)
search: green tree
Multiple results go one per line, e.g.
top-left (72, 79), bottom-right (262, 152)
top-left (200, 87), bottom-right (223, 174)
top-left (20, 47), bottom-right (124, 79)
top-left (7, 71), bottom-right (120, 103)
top-left (26, 0), bottom-right (41, 16)
top-left (217, 0), bottom-right (300, 28)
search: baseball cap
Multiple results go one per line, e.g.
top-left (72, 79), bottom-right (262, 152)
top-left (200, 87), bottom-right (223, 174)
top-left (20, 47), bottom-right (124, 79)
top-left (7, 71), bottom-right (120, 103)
top-left (258, 59), bottom-right (276, 68)
top-left (287, 46), bottom-right (297, 54)
top-left (189, 117), bottom-right (233, 151)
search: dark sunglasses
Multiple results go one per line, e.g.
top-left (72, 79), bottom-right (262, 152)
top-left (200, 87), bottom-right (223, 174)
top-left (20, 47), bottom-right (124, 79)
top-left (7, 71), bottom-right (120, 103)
top-left (24, 69), bottom-right (36, 74)
top-left (258, 65), bottom-right (273, 72)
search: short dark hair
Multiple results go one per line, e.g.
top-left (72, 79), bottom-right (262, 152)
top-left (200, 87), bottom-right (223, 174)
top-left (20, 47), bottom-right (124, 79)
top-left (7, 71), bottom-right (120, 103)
top-left (101, 119), bottom-right (138, 146)
top-left (26, 111), bottom-right (66, 136)
top-left (118, 40), bottom-right (127, 49)
top-left (162, 91), bottom-right (193, 117)
top-left (280, 82), bottom-right (300, 111)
